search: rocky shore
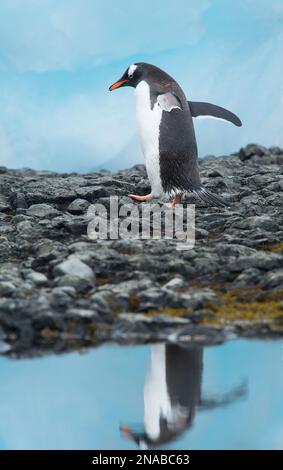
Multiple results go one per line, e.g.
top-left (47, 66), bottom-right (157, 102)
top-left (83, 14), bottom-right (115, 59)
top-left (0, 144), bottom-right (283, 357)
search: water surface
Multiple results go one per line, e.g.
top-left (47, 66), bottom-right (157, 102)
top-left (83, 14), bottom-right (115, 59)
top-left (0, 339), bottom-right (282, 450)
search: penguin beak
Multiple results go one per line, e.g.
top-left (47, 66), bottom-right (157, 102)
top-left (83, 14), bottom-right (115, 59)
top-left (109, 79), bottom-right (129, 91)
top-left (120, 425), bottom-right (134, 440)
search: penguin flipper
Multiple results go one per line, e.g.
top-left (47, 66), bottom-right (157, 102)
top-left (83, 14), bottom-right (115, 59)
top-left (188, 101), bottom-right (242, 127)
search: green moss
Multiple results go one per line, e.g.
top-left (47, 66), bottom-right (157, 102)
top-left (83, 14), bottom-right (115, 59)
top-left (263, 241), bottom-right (283, 253)
top-left (146, 306), bottom-right (192, 317)
top-left (140, 286), bottom-right (283, 329)
top-left (109, 298), bottom-right (122, 314)
top-left (40, 319), bottom-right (98, 344)
top-left (96, 277), bottom-right (110, 286)
top-left (157, 277), bottom-right (169, 286)
top-left (128, 295), bottom-right (140, 311)
top-left (200, 287), bottom-right (283, 326)
top-left (40, 327), bottom-right (60, 339)
top-left (270, 242), bottom-right (283, 253)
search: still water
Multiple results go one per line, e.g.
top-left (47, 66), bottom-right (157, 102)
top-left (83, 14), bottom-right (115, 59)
top-left (0, 339), bottom-right (282, 450)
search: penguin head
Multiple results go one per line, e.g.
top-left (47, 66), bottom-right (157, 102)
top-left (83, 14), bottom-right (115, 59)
top-left (109, 64), bottom-right (143, 91)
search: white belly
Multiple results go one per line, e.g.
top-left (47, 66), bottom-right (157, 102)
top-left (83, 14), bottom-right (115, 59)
top-left (135, 81), bottom-right (163, 197)
top-left (144, 344), bottom-right (169, 440)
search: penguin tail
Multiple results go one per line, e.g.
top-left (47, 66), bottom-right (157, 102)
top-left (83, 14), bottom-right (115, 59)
top-left (192, 187), bottom-right (229, 208)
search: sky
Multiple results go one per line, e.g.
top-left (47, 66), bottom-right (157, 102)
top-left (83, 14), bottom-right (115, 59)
top-left (0, 339), bottom-right (282, 450)
top-left (0, 0), bottom-right (282, 172)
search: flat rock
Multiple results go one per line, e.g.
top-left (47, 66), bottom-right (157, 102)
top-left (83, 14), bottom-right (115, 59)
top-left (26, 203), bottom-right (60, 218)
top-left (53, 255), bottom-right (95, 287)
top-left (26, 271), bottom-right (48, 285)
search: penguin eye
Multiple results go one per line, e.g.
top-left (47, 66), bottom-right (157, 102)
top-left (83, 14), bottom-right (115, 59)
top-left (128, 65), bottom-right (137, 79)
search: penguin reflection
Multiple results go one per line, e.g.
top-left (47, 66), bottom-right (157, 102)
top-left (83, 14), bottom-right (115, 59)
top-left (120, 344), bottom-right (247, 449)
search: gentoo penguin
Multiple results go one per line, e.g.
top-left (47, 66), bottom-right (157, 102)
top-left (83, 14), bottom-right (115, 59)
top-left (120, 344), bottom-right (203, 449)
top-left (109, 63), bottom-right (242, 207)
top-left (120, 344), bottom-right (247, 449)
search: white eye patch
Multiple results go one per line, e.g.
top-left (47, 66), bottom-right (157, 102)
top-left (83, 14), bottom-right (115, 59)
top-left (128, 64), bottom-right (137, 78)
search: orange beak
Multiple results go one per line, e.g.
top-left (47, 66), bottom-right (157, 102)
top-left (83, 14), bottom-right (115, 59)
top-left (120, 425), bottom-right (134, 440)
top-left (109, 79), bottom-right (128, 91)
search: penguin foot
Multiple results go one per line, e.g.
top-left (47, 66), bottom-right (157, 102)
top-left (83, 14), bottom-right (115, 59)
top-left (128, 193), bottom-right (153, 202)
top-left (165, 194), bottom-right (182, 207)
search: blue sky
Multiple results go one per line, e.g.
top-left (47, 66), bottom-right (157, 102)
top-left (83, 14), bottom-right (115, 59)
top-left (0, 0), bottom-right (282, 171)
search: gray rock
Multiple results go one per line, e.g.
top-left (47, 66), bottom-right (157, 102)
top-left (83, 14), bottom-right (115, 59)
top-left (26, 271), bottom-right (48, 286)
top-left (263, 269), bottom-right (283, 288)
top-left (0, 224), bottom-right (14, 235)
top-left (53, 255), bottom-right (95, 287)
top-left (233, 268), bottom-right (262, 288)
top-left (180, 288), bottom-right (219, 310)
top-left (67, 308), bottom-right (98, 319)
top-left (15, 220), bottom-right (34, 237)
top-left (0, 195), bottom-right (11, 212)
top-left (235, 215), bottom-right (279, 232)
top-left (56, 275), bottom-right (93, 293)
top-left (269, 146), bottom-right (283, 155)
top-left (67, 198), bottom-right (90, 214)
top-left (56, 286), bottom-right (77, 297)
top-left (26, 203), bottom-right (60, 218)
top-left (239, 144), bottom-right (269, 161)
top-left (0, 281), bottom-right (16, 296)
top-left (163, 276), bottom-right (185, 289)
top-left (50, 287), bottom-right (77, 308)
top-left (90, 291), bottom-right (114, 322)
top-left (118, 312), bottom-right (188, 325)
top-left (11, 192), bottom-right (28, 209)
top-left (233, 252), bottom-right (283, 271)
top-left (33, 239), bottom-right (68, 262)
